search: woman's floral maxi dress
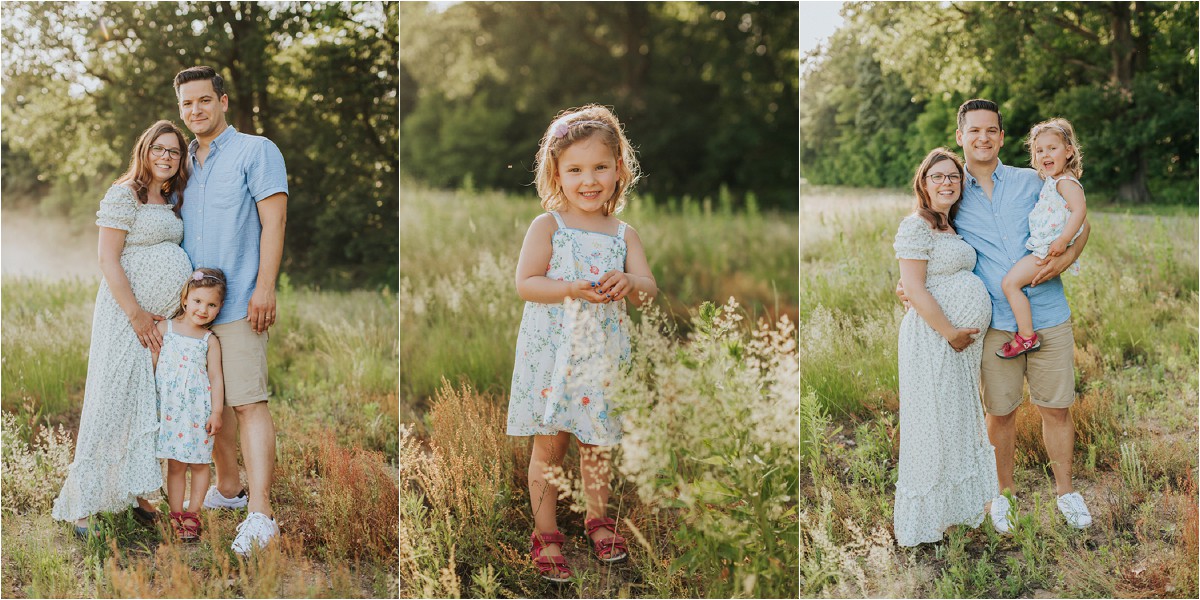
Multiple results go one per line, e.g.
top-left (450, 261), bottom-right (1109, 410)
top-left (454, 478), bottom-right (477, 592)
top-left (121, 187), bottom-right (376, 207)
top-left (507, 211), bottom-right (631, 446)
top-left (892, 214), bottom-right (999, 546)
top-left (52, 185), bottom-right (193, 522)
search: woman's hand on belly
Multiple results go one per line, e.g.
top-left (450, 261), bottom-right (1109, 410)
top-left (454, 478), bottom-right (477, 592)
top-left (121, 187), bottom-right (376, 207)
top-left (945, 326), bottom-right (981, 352)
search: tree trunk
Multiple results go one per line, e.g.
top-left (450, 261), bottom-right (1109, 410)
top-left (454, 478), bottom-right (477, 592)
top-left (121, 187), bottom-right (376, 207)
top-left (1110, 1), bottom-right (1152, 203)
top-left (621, 3), bottom-right (650, 113)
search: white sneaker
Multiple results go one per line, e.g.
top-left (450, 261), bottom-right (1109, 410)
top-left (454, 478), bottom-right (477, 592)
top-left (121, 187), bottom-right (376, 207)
top-left (231, 512), bottom-right (279, 556)
top-left (1056, 491), bottom-right (1093, 529)
top-left (989, 495), bottom-right (1014, 534)
top-left (202, 486), bottom-right (248, 510)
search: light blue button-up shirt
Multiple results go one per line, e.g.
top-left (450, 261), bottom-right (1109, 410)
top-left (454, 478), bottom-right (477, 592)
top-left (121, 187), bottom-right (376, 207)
top-left (955, 159), bottom-right (1070, 332)
top-left (181, 126), bottom-right (288, 326)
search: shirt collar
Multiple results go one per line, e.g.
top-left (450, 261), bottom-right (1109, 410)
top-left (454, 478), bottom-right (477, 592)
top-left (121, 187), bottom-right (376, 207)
top-left (188, 125), bottom-right (238, 156)
top-left (965, 158), bottom-right (1006, 188)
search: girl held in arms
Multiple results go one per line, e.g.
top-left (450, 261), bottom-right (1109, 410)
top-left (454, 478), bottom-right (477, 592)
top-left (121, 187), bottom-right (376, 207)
top-left (996, 118), bottom-right (1087, 359)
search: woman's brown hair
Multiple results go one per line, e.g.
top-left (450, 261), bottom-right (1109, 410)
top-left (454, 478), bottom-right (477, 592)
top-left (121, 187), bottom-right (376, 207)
top-left (912, 148), bottom-right (965, 231)
top-left (114, 120), bottom-right (189, 218)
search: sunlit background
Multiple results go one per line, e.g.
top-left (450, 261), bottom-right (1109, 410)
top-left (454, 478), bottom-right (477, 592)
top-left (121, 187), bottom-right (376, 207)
top-left (2, 1), bottom-right (398, 288)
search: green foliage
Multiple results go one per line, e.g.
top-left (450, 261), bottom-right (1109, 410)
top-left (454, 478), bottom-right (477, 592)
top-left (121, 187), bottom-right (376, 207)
top-left (605, 298), bottom-right (798, 597)
top-left (400, 1), bottom-right (799, 210)
top-left (801, 2), bottom-right (1198, 204)
top-left (399, 184), bottom-right (798, 405)
top-left (2, 1), bottom-right (397, 289)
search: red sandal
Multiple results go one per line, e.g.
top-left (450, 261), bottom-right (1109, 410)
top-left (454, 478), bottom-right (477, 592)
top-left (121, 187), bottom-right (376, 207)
top-left (996, 332), bottom-right (1040, 359)
top-left (530, 531), bottom-right (573, 583)
top-left (170, 511), bottom-right (201, 542)
top-left (584, 517), bottom-right (628, 563)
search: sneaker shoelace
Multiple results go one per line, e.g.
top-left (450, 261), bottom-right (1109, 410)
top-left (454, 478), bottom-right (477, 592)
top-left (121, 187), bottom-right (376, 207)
top-left (1060, 496), bottom-right (1088, 516)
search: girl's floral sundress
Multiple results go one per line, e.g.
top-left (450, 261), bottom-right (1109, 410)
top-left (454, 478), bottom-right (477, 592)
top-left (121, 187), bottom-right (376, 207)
top-left (156, 320), bottom-right (215, 464)
top-left (1026, 174), bottom-right (1083, 275)
top-left (507, 211), bottom-right (632, 446)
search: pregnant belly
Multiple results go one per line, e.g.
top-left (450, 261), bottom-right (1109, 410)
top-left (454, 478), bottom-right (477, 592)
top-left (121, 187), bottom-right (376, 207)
top-left (121, 243), bottom-right (194, 316)
top-left (928, 270), bottom-right (992, 331)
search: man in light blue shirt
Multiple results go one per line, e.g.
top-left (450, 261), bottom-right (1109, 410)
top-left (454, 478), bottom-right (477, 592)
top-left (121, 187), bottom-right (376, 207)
top-left (174, 66), bottom-right (287, 555)
top-left (953, 99), bottom-right (1093, 532)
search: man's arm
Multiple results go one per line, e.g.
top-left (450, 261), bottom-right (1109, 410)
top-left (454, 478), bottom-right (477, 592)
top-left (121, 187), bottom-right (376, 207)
top-left (248, 192), bottom-right (287, 333)
top-left (1031, 219), bottom-right (1090, 286)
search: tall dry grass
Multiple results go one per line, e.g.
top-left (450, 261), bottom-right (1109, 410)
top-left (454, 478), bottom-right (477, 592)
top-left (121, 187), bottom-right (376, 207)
top-left (401, 297), bottom-right (800, 598)
top-left (1, 276), bottom-right (399, 598)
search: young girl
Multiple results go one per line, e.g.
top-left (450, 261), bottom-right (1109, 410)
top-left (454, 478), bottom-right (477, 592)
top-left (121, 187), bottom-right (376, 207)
top-left (152, 268), bottom-right (226, 541)
top-left (997, 118), bottom-right (1087, 359)
top-left (507, 105), bottom-right (657, 582)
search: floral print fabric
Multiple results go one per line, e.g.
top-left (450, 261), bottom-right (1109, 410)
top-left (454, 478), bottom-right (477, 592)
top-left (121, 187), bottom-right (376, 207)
top-left (1026, 175), bottom-right (1083, 274)
top-left (156, 320), bottom-right (215, 464)
top-left (52, 185), bottom-right (194, 522)
top-left (892, 214), bottom-right (999, 546)
top-left (507, 212), bottom-right (632, 446)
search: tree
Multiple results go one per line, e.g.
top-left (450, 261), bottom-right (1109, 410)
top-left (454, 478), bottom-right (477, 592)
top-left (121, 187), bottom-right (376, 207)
top-left (400, 1), bottom-right (799, 209)
top-left (801, 1), bottom-right (1198, 203)
top-left (2, 1), bottom-right (398, 288)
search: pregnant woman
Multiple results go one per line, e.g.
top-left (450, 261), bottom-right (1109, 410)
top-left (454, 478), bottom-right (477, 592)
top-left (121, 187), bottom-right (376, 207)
top-left (52, 120), bottom-right (196, 537)
top-left (892, 148), bottom-right (999, 546)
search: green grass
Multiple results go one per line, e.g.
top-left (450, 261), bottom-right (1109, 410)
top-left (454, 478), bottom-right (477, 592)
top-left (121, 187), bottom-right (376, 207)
top-left (1, 275), bottom-right (399, 598)
top-left (800, 192), bottom-right (1198, 598)
top-left (400, 183), bottom-right (798, 407)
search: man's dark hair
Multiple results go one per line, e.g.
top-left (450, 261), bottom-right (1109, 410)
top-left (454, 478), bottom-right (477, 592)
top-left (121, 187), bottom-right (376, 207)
top-left (174, 66), bottom-right (226, 99)
top-left (957, 98), bottom-right (1003, 131)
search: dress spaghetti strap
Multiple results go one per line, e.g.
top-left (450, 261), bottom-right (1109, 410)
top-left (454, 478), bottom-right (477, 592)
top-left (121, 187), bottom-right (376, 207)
top-left (550, 211), bottom-right (566, 229)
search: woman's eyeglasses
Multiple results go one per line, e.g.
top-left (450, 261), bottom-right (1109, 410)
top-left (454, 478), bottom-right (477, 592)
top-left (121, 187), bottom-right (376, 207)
top-left (149, 145), bottom-right (182, 160)
top-left (925, 173), bottom-right (962, 184)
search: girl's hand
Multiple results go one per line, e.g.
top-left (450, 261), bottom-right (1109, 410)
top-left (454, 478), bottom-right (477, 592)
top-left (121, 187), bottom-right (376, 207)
top-left (206, 412), bottom-right (222, 436)
top-left (130, 309), bottom-right (166, 352)
top-left (1048, 238), bottom-right (1068, 257)
top-left (597, 270), bottom-right (631, 302)
top-left (945, 327), bottom-right (980, 352)
top-left (567, 280), bottom-right (609, 304)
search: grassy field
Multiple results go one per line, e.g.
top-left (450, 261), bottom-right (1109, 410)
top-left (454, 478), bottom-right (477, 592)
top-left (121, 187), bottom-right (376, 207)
top-left (1, 274), bottom-right (399, 598)
top-left (800, 185), bottom-right (1199, 598)
top-left (400, 185), bottom-right (800, 598)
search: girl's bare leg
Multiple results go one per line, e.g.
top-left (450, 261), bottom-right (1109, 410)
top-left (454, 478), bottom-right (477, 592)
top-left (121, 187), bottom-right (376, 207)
top-left (188, 464), bottom-right (211, 514)
top-left (166, 459), bottom-right (188, 514)
top-left (579, 442), bottom-right (617, 557)
top-left (1001, 255), bottom-right (1044, 338)
top-left (529, 432), bottom-right (571, 576)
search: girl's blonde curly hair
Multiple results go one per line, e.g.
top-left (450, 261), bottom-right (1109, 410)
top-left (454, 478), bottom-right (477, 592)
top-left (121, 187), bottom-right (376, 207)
top-left (1027, 118), bottom-right (1084, 179)
top-left (533, 104), bottom-right (641, 216)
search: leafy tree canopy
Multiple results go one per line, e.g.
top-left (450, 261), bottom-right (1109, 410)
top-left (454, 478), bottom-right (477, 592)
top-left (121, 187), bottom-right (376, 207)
top-left (399, 1), bottom-right (799, 210)
top-left (801, 1), bottom-right (1198, 204)
top-left (2, 1), bottom-right (398, 288)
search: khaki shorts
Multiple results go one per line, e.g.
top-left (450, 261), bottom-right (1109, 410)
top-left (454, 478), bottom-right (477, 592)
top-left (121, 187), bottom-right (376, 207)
top-left (981, 321), bottom-right (1075, 416)
top-left (211, 320), bottom-right (269, 407)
